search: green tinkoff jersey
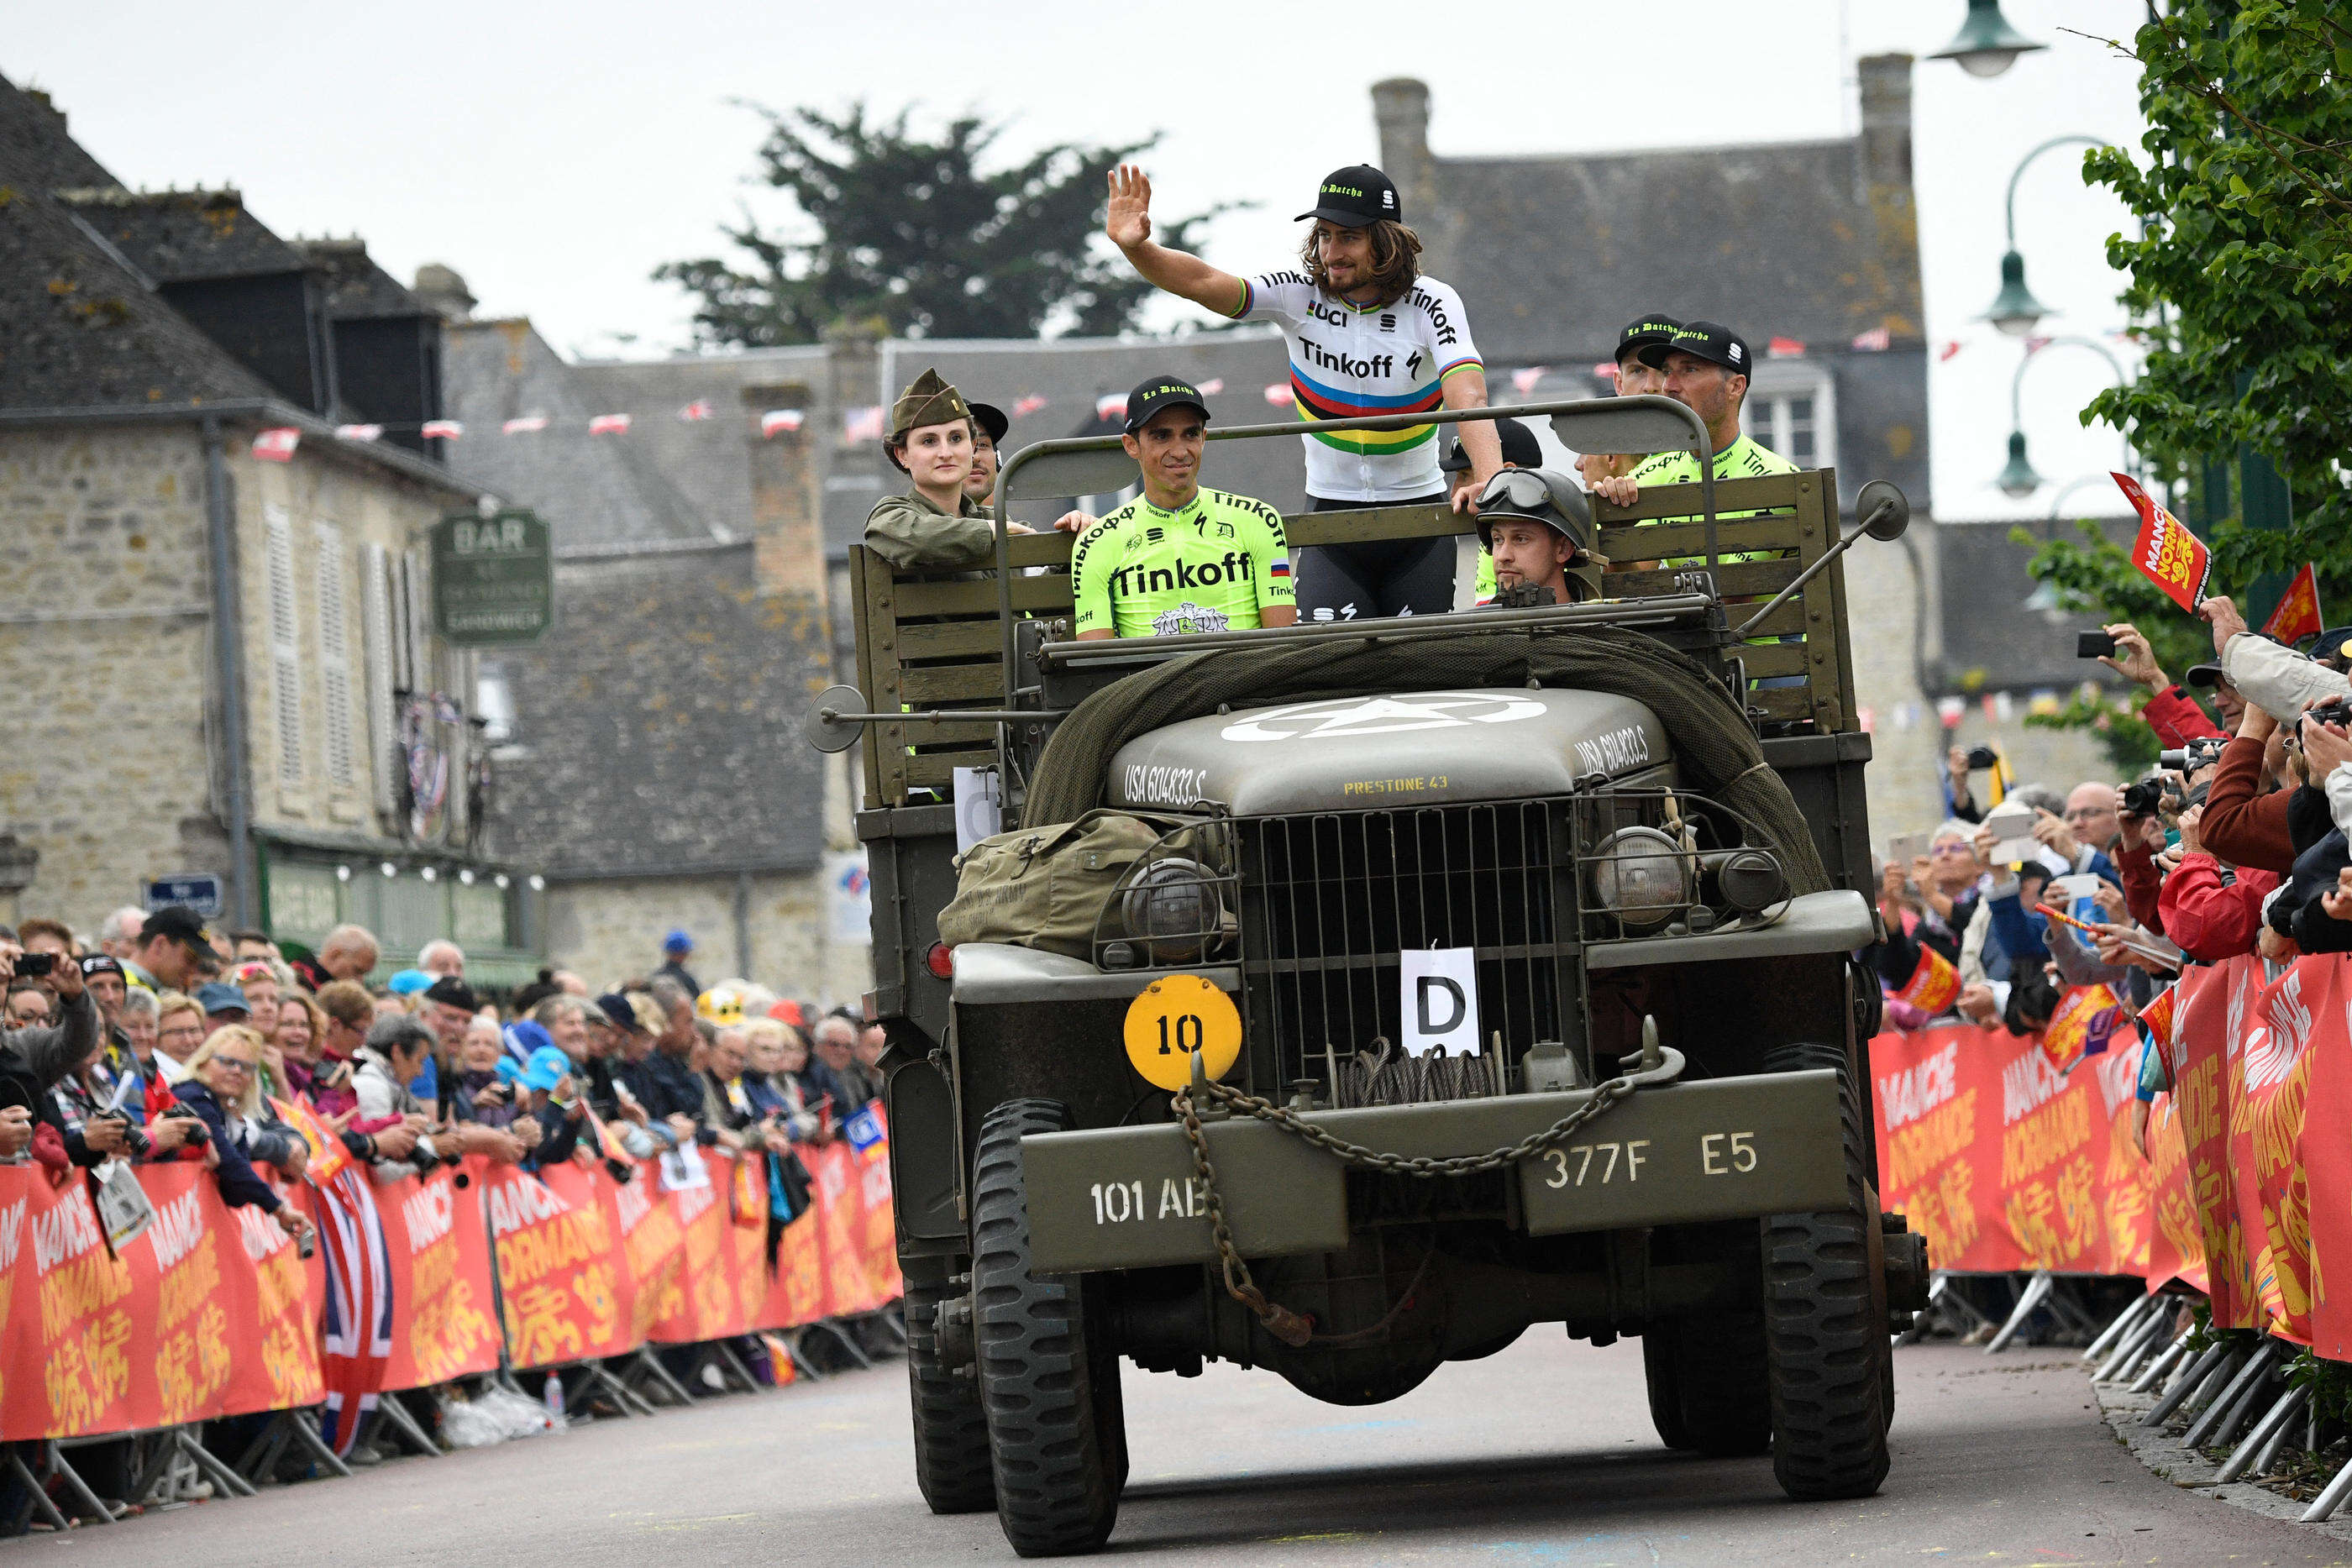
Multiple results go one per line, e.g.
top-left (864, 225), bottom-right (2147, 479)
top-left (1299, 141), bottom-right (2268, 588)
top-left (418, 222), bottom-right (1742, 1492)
top-left (1069, 488), bottom-right (1294, 638)
top-left (1626, 434), bottom-right (1798, 566)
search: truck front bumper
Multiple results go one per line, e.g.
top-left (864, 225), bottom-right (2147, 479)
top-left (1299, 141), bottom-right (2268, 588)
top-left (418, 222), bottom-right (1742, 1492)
top-left (1022, 1069), bottom-right (1846, 1275)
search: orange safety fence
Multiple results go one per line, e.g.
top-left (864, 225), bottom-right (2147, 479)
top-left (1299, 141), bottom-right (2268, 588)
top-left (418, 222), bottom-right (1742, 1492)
top-left (0, 1120), bottom-right (900, 1441)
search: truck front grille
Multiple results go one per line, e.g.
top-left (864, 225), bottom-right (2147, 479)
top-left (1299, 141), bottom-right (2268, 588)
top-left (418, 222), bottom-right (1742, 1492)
top-left (1236, 802), bottom-right (1572, 1087)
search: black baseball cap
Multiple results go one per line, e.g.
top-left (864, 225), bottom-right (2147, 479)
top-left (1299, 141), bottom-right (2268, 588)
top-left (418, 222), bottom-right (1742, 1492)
top-left (967, 402), bottom-right (1008, 445)
top-left (143, 905), bottom-right (213, 949)
top-left (1441, 417), bottom-right (1543, 473)
top-left (1614, 313), bottom-right (1683, 364)
top-left (423, 975), bottom-right (480, 1014)
top-left (2184, 662), bottom-right (2229, 690)
top-left (1122, 375), bottom-right (1210, 435)
top-left (1295, 165), bottom-right (1401, 228)
top-left (596, 993), bottom-right (642, 1033)
top-left (1638, 320), bottom-right (1752, 377)
top-left (2309, 627), bottom-right (2352, 669)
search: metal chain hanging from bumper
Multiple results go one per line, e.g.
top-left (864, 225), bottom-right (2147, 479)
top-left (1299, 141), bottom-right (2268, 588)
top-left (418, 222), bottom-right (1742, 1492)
top-left (1168, 1035), bottom-right (1687, 1348)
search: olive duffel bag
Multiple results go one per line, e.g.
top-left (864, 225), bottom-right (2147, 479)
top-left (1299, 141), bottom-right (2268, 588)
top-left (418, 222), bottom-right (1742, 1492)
top-left (936, 810), bottom-right (1167, 960)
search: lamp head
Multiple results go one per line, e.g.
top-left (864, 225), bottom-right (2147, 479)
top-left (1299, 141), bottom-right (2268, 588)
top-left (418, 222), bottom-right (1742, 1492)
top-left (1985, 251), bottom-right (2050, 337)
top-left (1998, 431), bottom-right (2044, 500)
top-left (1931, 0), bottom-right (2049, 78)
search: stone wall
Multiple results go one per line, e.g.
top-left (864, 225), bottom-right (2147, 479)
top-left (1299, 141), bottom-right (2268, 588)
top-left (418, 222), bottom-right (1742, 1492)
top-left (0, 425), bottom-right (221, 926)
top-left (545, 868), bottom-right (872, 1009)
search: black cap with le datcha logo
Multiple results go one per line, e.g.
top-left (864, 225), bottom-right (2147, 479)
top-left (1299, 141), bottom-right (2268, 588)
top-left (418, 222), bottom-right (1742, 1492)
top-left (1614, 312), bottom-right (1683, 364)
top-left (1295, 165), bottom-right (1400, 228)
top-left (1637, 319), bottom-right (1752, 376)
top-left (1122, 375), bottom-right (1211, 435)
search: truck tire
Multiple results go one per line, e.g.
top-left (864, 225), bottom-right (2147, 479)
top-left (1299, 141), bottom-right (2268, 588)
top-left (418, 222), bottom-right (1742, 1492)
top-left (1642, 1246), bottom-right (1772, 1455)
top-left (1641, 1325), bottom-right (1692, 1450)
top-left (905, 1266), bottom-right (995, 1514)
top-left (974, 1099), bottom-right (1121, 1556)
top-left (1761, 1042), bottom-right (1891, 1501)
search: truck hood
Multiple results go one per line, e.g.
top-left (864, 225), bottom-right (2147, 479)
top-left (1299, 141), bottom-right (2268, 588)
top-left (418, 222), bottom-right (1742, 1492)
top-left (1104, 688), bottom-right (1673, 815)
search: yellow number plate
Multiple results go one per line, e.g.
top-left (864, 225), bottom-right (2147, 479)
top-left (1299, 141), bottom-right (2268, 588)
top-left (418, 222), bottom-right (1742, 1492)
top-left (1121, 974), bottom-right (1242, 1090)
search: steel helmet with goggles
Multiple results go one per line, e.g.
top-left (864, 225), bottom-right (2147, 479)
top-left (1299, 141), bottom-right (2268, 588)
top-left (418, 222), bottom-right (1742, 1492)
top-left (1474, 468), bottom-right (1604, 603)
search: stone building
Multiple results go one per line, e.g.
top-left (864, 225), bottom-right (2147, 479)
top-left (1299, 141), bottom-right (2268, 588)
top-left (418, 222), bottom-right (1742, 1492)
top-left (0, 75), bottom-right (548, 983)
top-left (1371, 57), bottom-right (2112, 834)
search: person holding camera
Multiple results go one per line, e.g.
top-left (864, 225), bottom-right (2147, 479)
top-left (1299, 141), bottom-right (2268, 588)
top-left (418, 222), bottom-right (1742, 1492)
top-left (0, 935), bottom-right (99, 1162)
top-left (170, 1026), bottom-right (313, 1245)
top-left (2092, 622), bottom-right (2229, 747)
top-left (350, 1015), bottom-right (451, 1177)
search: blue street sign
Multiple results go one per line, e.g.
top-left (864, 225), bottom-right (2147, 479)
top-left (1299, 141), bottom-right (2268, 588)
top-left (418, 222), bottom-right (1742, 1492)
top-left (144, 873), bottom-right (224, 920)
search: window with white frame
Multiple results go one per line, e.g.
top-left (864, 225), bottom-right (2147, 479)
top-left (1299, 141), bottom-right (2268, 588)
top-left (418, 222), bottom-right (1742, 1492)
top-left (264, 506), bottom-right (305, 800)
top-left (1741, 359), bottom-right (1837, 471)
top-left (314, 521), bottom-right (357, 792)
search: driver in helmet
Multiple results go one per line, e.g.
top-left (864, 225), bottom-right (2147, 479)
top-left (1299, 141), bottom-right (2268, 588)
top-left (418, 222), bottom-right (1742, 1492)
top-left (1474, 469), bottom-right (1604, 608)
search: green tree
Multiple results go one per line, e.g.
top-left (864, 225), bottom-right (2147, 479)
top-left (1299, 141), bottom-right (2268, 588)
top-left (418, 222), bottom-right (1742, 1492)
top-left (656, 103), bottom-right (1229, 346)
top-left (2024, 1), bottom-right (2350, 761)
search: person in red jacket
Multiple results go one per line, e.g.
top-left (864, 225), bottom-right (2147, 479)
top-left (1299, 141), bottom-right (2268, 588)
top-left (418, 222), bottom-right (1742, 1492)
top-left (2156, 803), bottom-right (2281, 961)
top-left (2198, 702), bottom-right (2298, 874)
top-left (2100, 622), bottom-right (2227, 745)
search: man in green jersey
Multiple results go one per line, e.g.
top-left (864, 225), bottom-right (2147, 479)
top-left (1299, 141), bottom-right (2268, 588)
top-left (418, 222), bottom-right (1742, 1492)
top-left (1069, 376), bottom-right (1298, 640)
top-left (1590, 321), bottom-right (1795, 515)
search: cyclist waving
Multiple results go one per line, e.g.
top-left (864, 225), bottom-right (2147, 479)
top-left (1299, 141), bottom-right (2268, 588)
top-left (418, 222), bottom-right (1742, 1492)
top-left (1106, 162), bottom-right (1498, 622)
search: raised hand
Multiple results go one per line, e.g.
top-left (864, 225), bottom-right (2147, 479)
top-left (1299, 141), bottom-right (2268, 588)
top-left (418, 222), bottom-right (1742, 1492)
top-left (1105, 165), bottom-right (1154, 252)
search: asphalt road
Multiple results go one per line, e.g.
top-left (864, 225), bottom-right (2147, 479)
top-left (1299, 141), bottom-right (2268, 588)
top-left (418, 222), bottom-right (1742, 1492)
top-left (61, 1336), bottom-right (2351, 1566)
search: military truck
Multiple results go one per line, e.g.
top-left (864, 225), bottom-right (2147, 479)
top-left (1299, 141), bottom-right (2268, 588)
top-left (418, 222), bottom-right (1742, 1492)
top-left (807, 396), bottom-right (1928, 1557)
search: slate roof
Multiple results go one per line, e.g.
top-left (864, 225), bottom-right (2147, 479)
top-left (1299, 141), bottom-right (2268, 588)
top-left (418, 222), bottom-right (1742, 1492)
top-left (55, 186), bottom-right (307, 285)
top-left (482, 544), bottom-right (832, 878)
top-left (0, 75), bottom-right (116, 193)
top-left (440, 318), bottom-right (716, 550)
top-left (1417, 141), bottom-right (1923, 370)
top-left (0, 175), bottom-right (273, 409)
top-left (294, 238), bottom-right (424, 319)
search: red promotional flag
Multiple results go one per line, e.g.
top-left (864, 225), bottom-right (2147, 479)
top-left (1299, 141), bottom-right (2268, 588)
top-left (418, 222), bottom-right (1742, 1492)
top-left (1095, 392), bottom-right (1127, 419)
top-left (1263, 383), bottom-right (1294, 406)
top-left (2113, 473), bottom-right (2213, 612)
top-left (678, 400), bottom-right (714, 422)
top-left (2261, 563), bottom-right (2323, 644)
top-left (1767, 336), bottom-right (1806, 359)
top-left (588, 413), bottom-right (632, 436)
top-left (501, 416), bottom-right (549, 436)
top-left (1851, 327), bottom-right (1892, 352)
top-left (1011, 394), bottom-right (1048, 416)
top-left (1893, 941), bottom-right (1961, 1014)
top-left (421, 420), bottom-right (462, 441)
top-left (251, 427), bottom-right (300, 462)
top-left (333, 423), bottom-right (382, 443)
top-left (270, 1096), bottom-right (350, 1188)
top-left (759, 408), bottom-right (804, 438)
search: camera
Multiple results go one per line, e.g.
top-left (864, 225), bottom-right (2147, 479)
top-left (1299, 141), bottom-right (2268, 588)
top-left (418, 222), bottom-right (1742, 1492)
top-left (1963, 744), bottom-right (2000, 771)
top-left (2076, 630), bottom-right (2118, 659)
top-left (2120, 777), bottom-right (2166, 818)
top-left (2306, 697), bottom-right (2352, 729)
top-left (2158, 737), bottom-right (2228, 773)
top-left (14, 952), bottom-right (54, 978)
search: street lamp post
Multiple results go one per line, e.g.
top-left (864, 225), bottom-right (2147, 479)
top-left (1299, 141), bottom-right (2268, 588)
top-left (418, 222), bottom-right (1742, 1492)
top-left (1930, 0), bottom-right (2050, 78)
top-left (1984, 134), bottom-right (2116, 337)
top-left (1999, 335), bottom-right (2132, 500)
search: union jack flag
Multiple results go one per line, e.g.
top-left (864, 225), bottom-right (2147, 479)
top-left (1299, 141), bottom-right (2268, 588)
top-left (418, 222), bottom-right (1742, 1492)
top-left (313, 1165), bottom-right (393, 1455)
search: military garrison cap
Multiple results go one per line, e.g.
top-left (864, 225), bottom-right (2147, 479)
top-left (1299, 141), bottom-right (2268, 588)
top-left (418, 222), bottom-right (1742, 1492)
top-left (890, 368), bottom-right (974, 443)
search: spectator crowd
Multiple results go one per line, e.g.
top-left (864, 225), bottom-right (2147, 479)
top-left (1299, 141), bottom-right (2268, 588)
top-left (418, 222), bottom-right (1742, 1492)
top-left (0, 912), bottom-right (890, 1518)
top-left (1872, 594), bottom-right (2352, 1168)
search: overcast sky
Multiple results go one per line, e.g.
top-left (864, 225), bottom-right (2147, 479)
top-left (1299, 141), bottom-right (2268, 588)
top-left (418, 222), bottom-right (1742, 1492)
top-left (12, 0), bottom-right (2150, 521)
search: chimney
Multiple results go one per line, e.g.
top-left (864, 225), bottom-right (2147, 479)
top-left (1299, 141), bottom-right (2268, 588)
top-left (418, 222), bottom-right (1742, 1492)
top-left (412, 261), bottom-right (476, 323)
top-left (1857, 54), bottom-right (1914, 189)
top-left (1371, 78), bottom-right (1434, 217)
top-left (744, 382), bottom-right (826, 602)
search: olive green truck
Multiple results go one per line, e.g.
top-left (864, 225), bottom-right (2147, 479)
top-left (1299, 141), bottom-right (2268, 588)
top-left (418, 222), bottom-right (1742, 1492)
top-left (807, 398), bottom-right (1929, 1556)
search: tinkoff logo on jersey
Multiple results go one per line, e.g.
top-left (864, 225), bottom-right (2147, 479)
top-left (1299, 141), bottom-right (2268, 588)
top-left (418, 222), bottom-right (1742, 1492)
top-left (1151, 601), bottom-right (1233, 637)
top-left (1107, 550), bottom-right (1260, 596)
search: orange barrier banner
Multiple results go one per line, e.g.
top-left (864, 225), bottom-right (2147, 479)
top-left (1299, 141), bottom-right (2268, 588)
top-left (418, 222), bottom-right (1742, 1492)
top-left (650, 1160), bottom-right (746, 1345)
top-left (1872, 1018), bottom-right (2155, 1276)
top-left (0, 1163), bottom-right (324, 1440)
top-left (369, 1166), bottom-right (502, 1391)
top-left (478, 1158), bottom-right (629, 1370)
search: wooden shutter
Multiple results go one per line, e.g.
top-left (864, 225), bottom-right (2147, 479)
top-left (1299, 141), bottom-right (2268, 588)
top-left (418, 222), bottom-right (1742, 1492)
top-left (314, 522), bottom-right (357, 791)
top-left (264, 506), bottom-right (304, 796)
top-left (361, 543), bottom-right (397, 814)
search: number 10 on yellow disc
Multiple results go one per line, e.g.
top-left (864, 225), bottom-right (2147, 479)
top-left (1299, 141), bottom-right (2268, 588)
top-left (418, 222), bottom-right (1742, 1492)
top-left (1123, 974), bottom-right (1242, 1090)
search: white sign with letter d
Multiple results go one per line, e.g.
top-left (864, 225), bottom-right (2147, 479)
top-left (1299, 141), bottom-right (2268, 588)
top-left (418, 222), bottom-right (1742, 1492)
top-left (1399, 947), bottom-right (1480, 1057)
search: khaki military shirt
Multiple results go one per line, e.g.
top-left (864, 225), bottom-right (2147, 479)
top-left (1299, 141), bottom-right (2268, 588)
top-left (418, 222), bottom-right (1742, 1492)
top-left (864, 489), bottom-right (999, 569)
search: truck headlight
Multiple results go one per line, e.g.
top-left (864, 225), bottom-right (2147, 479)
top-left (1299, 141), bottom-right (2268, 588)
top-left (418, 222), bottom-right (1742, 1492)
top-left (1588, 827), bottom-right (1691, 931)
top-left (1121, 857), bottom-right (1224, 960)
